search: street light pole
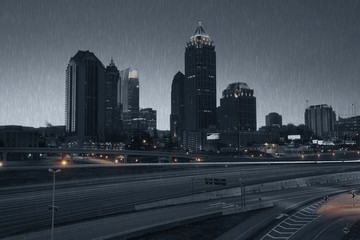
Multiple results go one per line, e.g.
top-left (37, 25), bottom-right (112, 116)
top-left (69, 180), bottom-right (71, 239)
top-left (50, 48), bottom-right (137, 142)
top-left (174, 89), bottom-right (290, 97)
top-left (48, 168), bottom-right (61, 240)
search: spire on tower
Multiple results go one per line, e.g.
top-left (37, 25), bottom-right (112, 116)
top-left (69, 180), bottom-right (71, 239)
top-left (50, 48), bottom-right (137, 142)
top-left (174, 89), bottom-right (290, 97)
top-left (109, 57), bottom-right (115, 67)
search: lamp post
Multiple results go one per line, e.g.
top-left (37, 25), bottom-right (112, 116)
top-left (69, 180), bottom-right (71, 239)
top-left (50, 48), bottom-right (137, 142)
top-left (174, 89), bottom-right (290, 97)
top-left (48, 169), bottom-right (61, 240)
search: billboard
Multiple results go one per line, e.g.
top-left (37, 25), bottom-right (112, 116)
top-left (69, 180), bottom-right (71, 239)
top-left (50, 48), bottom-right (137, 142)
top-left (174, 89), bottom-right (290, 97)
top-left (206, 133), bottom-right (220, 140)
top-left (288, 135), bottom-right (301, 140)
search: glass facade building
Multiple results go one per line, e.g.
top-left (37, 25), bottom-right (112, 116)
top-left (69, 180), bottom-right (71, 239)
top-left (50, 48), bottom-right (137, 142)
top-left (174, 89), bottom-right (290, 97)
top-left (65, 50), bottom-right (105, 142)
top-left (119, 68), bottom-right (139, 113)
top-left (184, 22), bottom-right (217, 131)
top-left (218, 82), bottom-right (257, 131)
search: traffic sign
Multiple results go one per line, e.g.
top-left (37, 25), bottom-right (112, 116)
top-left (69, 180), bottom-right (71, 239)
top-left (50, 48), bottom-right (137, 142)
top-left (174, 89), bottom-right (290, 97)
top-left (205, 177), bottom-right (226, 186)
top-left (205, 178), bottom-right (213, 185)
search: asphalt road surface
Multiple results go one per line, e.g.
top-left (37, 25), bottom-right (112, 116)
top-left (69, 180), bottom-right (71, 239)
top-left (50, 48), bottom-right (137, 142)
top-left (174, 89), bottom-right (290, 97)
top-left (1, 163), bottom-right (360, 239)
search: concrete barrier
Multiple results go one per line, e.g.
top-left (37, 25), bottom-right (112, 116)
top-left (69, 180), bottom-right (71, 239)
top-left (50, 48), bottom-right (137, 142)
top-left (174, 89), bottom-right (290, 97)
top-left (222, 202), bottom-right (274, 216)
top-left (94, 212), bottom-right (223, 240)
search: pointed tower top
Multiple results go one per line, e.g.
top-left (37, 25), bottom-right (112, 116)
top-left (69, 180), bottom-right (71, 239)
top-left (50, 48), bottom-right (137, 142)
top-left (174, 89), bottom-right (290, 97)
top-left (109, 57), bottom-right (115, 67)
top-left (192, 22), bottom-right (209, 39)
top-left (188, 22), bottom-right (214, 47)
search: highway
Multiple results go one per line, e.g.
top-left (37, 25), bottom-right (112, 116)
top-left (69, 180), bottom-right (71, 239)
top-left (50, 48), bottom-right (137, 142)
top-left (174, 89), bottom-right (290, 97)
top-left (282, 193), bottom-right (360, 240)
top-left (218, 191), bottom-right (360, 240)
top-left (7, 183), bottom-right (355, 240)
top-left (1, 162), bottom-right (360, 239)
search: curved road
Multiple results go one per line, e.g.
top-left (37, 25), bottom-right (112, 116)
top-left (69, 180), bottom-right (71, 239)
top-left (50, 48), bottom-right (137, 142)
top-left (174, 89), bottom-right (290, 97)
top-left (1, 163), bottom-right (360, 238)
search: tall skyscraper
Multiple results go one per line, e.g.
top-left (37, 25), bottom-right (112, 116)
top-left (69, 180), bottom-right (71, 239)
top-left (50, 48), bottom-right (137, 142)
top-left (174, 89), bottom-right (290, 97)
top-left (65, 50), bottom-right (105, 142)
top-left (170, 71), bottom-right (185, 144)
top-left (184, 22), bottom-right (216, 131)
top-left (104, 59), bottom-right (121, 140)
top-left (218, 82), bottom-right (256, 131)
top-left (119, 68), bottom-right (139, 113)
top-left (305, 104), bottom-right (336, 139)
top-left (266, 112), bottom-right (282, 127)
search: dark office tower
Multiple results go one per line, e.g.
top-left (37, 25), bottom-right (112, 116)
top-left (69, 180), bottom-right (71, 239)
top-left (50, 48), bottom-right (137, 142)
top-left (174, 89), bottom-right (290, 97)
top-left (266, 112), bottom-right (282, 127)
top-left (65, 50), bottom-right (105, 142)
top-left (184, 22), bottom-right (216, 131)
top-left (218, 82), bottom-right (256, 131)
top-left (170, 71), bottom-right (185, 143)
top-left (305, 104), bottom-right (336, 139)
top-left (139, 108), bottom-right (157, 137)
top-left (119, 68), bottom-right (139, 112)
top-left (104, 59), bottom-right (121, 140)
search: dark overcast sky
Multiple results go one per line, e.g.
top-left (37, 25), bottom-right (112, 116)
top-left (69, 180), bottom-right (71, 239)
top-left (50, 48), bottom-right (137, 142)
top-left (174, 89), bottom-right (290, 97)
top-left (0, 0), bottom-right (359, 130)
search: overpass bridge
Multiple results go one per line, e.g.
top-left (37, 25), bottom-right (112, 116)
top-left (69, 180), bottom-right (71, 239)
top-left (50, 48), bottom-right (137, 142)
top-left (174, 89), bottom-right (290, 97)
top-left (0, 147), bottom-right (207, 164)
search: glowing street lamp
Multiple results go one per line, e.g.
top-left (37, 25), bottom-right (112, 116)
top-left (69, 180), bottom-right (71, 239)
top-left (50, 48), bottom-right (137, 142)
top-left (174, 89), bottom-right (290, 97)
top-left (48, 169), bottom-right (61, 240)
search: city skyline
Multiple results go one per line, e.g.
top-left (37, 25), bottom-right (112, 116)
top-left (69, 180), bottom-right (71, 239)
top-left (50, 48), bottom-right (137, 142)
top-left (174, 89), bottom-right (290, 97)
top-left (1, 0), bottom-right (360, 130)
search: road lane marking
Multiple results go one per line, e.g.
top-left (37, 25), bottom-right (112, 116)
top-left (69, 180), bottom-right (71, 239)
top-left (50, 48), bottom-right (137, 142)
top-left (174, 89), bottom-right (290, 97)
top-left (209, 202), bottom-right (225, 206)
top-left (266, 233), bottom-right (288, 239)
top-left (312, 218), bottom-right (345, 240)
top-left (295, 212), bottom-right (316, 218)
top-left (222, 204), bottom-right (235, 209)
top-left (301, 209), bottom-right (313, 214)
top-left (287, 218), bottom-right (310, 223)
top-left (232, 189), bottom-right (347, 240)
top-left (204, 202), bottom-right (226, 209)
top-left (273, 229), bottom-right (294, 234)
top-left (260, 201), bottom-right (322, 240)
top-left (277, 225), bottom-right (298, 231)
top-left (291, 215), bottom-right (317, 220)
